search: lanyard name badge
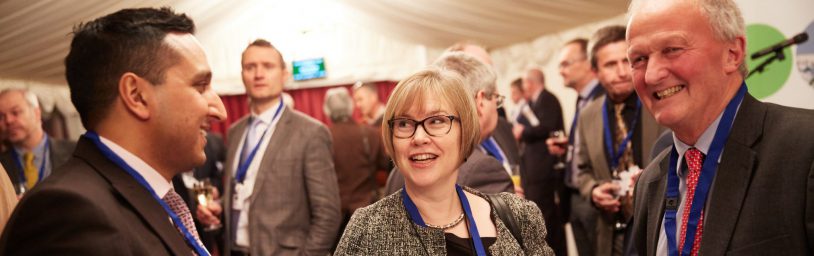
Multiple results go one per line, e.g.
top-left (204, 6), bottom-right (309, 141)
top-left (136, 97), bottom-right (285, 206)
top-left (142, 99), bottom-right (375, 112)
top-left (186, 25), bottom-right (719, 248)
top-left (12, 137), bottom-right (49, 190)
top-left (402, 185), bottom-right (488, 256)
top-left (663, 83), bottom-right (746, 256)
top-left (233, 99), bottom-right (284, 209)
top-left (601, 97), bottom-right (642, 170)
top-left (84, 132), bottom-right (210, 256)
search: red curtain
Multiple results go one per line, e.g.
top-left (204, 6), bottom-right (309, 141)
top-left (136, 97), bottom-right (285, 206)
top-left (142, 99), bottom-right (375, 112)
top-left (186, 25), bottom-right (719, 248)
top-left (211, 81), bottom-right (398, 141)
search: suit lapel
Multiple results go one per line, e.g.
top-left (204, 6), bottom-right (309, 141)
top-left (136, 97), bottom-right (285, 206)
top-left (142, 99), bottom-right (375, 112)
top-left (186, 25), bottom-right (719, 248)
top-left (698, 95), bottom-right (764, 255)
top-left (222, 116), bottom-right (248, 254)
top-left (585, 95), bottom-right (611, 180)
top-left (646, 153), bottom-right (669, 256)
top-left (249, 107), bottom-right (292, 204)
top-left (74, 138), bottom-right (191, 255)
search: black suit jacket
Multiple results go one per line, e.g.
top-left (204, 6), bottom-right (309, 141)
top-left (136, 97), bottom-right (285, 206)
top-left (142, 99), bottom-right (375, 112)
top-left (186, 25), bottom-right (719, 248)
top-left (519, 89), bottom-right (565, 202)
top-left (0, 137), bottom-right (192, 255)
top-left (632, 94), bottom-right (814, 255)
top-left (493, 117), bottom-right (520, 166)
top-left (1, 137), bottom-right (75, 195)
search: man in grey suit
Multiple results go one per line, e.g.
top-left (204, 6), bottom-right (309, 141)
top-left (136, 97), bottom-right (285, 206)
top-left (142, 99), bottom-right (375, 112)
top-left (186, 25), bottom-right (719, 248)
top-left (0, 88), bottom-right (75, 195)
top-left (384, 51), bottom-right (514, 196)
top-left (574, 25), bottom-right (664, 256)
top-left (627, 0), bottom-right (814, 255)
top-left (198, 39), bottom-right (340, 256)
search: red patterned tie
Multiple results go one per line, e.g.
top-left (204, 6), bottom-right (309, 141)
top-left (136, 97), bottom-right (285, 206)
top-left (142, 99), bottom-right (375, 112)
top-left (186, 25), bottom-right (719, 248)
top-left (163, 189), bottom-right (202, 251)
top-left (679, 148), bottom-right (705, 255)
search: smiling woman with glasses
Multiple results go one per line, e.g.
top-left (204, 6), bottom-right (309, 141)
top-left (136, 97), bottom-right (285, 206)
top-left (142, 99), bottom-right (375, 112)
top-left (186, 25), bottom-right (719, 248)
top-left (335, 67), bottom-right (553, 255)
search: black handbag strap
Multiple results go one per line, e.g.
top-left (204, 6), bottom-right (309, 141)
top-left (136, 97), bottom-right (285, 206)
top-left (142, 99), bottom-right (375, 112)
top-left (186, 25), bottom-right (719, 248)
top-left (486, 193), bottom-right (524, 249)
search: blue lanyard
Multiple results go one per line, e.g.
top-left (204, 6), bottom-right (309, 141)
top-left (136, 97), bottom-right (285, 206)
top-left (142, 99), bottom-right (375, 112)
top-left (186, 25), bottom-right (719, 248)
top-left (664, 84), bottom-right (746, 256)
top-left (402, 185), bottom-right (487, 256)
top-left (84, 132), bottom-right (210, 256)
top-left (236, 99), bottom-right (284, 183)
top-left (12, 137), bottom-right (49, 187)
top-left (601, 97), bottom-right (642, 170)
top-left (569, 85), bottom-right (601, 144)
top-left (480, 137), bottom-right (505, 164)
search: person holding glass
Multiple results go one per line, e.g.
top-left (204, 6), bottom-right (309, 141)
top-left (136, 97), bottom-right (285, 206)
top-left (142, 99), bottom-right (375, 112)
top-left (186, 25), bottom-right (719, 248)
top-left (335, 67), bottom-right (553, 255)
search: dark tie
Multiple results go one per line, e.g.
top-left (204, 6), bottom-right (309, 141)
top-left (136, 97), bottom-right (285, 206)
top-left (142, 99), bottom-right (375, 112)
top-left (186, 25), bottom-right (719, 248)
top-left (163, 189), bottom-right (202, 250)
top-left (613, 103), bottom-right (633, 171)
top-left (679, 148), bottom-right (705, 255)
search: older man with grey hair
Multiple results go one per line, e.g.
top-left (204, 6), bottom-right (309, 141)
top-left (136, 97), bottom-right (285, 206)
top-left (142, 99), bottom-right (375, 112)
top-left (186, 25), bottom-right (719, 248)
top-left (0, 88), bottom-right (75, 195)
top-left (627, 0), bottom-right (814, 255)
top-left (384, 52), bottom-right (515, 196)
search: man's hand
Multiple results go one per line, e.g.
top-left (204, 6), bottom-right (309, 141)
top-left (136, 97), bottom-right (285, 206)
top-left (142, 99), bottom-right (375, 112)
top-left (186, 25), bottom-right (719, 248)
top-left (545, 137), bottom-right (568, 156)
top-left (196, 186), bottom-right (222, 227)
top-left (592, 182), bottom-right (621, 213)
top-left (512, 124), bottom-right (525, 140)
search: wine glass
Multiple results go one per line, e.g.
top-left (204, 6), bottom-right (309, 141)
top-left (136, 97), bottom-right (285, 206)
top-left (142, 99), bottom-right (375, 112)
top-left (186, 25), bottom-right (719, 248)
top-left (192, 180), bottom-right (222, 231)
top-left (549, 130), bottom-right (568, 171)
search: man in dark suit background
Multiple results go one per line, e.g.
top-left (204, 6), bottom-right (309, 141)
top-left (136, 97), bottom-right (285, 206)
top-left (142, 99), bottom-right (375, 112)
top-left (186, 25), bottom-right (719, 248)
top-left (0, 88), bottom-right (75, 195)
top-left (627, 0), bottom-right (814, 255)
top-left (0, 7), bottom-right (227, 255)
top-left (197, 39), bottom-right (340, 256)
top-left (545, 37), bottom-right (606, 256)
top-left (384, 51), bottom-right (514, 196)
top-left (513, 67), bottom-right (566, 255)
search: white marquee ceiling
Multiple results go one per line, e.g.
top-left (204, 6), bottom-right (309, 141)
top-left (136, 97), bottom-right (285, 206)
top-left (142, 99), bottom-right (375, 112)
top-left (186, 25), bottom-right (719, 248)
top-left (0, 0), bottom-right (629, 92)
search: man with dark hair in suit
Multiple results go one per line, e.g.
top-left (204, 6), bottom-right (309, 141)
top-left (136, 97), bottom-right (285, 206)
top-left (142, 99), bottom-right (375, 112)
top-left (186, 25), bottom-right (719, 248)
top-left (627, 0), bottom-right (814, 255)
top-left (575, 25), bottom-right (664, 256)
top-left (513, 67), bottom-right (567, 255)
top-left (197, 39), bottom-right (340, 256)
top-left (0, 88), bottom-right (75, 195)
top-left (0, 7), bottom-right (226, 255)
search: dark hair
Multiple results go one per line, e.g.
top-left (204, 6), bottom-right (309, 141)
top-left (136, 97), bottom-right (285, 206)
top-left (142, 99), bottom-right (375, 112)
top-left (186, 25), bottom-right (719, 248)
top-left (243, 39), bottom-right (286, 69)
top-left (589, 25), bottom-right (627, 70)
top-left (564, 38), bottom-right (588, 57)
top-left (64, 7), bottom-right (195, 129)
top-left (510, 78), bottom-right (523, 91)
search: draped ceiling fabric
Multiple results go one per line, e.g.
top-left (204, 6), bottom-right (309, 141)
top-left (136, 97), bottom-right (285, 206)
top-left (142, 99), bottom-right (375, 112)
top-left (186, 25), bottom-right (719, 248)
top-left (0, 0), bottom-right (630, 138)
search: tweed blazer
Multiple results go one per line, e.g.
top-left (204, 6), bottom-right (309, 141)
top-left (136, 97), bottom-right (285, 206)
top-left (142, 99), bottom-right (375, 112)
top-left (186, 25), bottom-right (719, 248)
top-left (335, 186), bottom-right (554, 255)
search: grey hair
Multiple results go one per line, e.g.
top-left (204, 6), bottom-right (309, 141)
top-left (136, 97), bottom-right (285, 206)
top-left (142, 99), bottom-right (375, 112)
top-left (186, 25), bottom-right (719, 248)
top-left (432, 51), bottom-right (497, 97)
top-left (0, 88), bottom-right (40, 109)
top-left (628, 0), bottom-right (747, 77)
top-left (323, 87), bottom-right (354, 122)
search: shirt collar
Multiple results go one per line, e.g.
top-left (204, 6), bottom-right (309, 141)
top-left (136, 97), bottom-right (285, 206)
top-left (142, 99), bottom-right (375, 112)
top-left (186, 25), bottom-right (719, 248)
top-left (98, 135), bottom-right (172, 198)
top-left (251, 101), bottom-right (286, 125)
top-left (672, 110), bottom-right (722, 176)
top-left (578, 79), bottom-right (600, 99)
top-left (14, 133), bottom-right (47, 156)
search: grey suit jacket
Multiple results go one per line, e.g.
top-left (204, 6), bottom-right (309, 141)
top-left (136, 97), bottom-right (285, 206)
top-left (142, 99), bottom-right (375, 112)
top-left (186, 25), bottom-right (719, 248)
top-left (574, 94), bottom-right (664, 256)
top-left (632, 94), bottom-right (814, 255)
top-left (1, 137), bottom-right (75, 195)
top-left (383, 149), bottom-right (514, 196)
top-left (335, 187), bottom-right (554, 255)
top-left (223, 107), bottom-right (341, 256)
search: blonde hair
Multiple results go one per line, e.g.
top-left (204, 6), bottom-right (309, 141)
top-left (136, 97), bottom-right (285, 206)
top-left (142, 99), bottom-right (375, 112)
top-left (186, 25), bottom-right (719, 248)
top-left (381, 67), bottom-right (480, 166)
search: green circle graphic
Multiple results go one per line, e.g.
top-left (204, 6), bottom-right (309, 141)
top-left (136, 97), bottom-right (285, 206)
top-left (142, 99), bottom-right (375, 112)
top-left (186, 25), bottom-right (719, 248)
top-left (745, 24), bottom-right (792, 99)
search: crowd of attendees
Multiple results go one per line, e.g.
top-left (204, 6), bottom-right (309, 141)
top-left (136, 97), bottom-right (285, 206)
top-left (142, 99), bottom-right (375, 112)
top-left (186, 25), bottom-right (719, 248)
top-left (1, 0), bottom-right (813, 255)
